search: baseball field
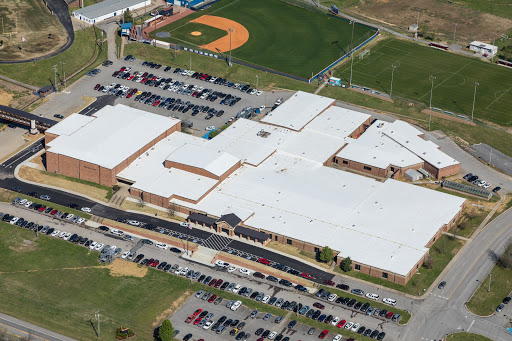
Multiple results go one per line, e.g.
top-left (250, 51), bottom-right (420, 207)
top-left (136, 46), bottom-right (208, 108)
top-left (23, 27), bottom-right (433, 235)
top-left (335, 38), bottom-right (512, 126)
top-left (150, 0), bottom-right (377, 79)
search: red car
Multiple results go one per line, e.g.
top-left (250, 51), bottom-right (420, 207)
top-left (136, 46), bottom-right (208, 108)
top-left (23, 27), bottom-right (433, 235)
top-left (193, 309), bottom-right (202, 316)
top-left (94, 84), bottom-right (100, 90)
top-left (120, 67), bottom-right (126, 71)
top-left (386, 311), bottom-right (394, 319)
top-left (336, 320), bottom-right (346, 328)
top-left (313, 302), bottom-right (325, 310)
top-left (324, 280), bottom-right (335, 286)
top-left (208, 294), bottom-right (217, 303)
top-left (214, 279), bottom-right (223, 288)
top-left (50, 209), bottom-right (58, 215)
top-left (208, 279), bottom-right (216, 286)
top-left (185, 315), bottom-right (194, 323)
top-left (319, 330), bottom-right (328, 339)
top-left (151, 260), bottom-right (159, 267)
top-left (301, 272), bottom-right (315, 280)
top-left (193, 317), bottom-right (202, 325)
top-left (127, 75), bottom-right (134, 81)
top-left (38, 205), bottom-right (46, 212)
top-left (152, 100), bottom-right (160, 106)
top-left (258, 258), bottom-right (271, 265)
top-left (146, 258), bottom-right (154, 267)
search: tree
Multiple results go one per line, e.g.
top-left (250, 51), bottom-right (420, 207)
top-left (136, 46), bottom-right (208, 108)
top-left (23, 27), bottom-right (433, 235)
top-left (138, 198), bottom-right (146, 208)
top-left (319, 246), bottom-right (334, 263)
top-left (423, 254), bottom-right (434, 269)
top-left (168, 203), bottom-right (176, 217)
top-left (340, 257), bottom-right (352, 272)
top-left (123, 9), bottom-right (133, 23)
top-left (159, 320), bottom-right (174, 341)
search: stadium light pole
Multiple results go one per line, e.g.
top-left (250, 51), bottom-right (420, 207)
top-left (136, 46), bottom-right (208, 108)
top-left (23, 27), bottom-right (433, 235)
top-left (429, 75), bottom-right (436, 131)
top-left (349, 20), bottom-right (355, 86)
top-left (390, 64), bottom-right (398, 97)
top-left (228, 27), bottom-right (235, 67)
top-left (452, 23), bottom-right (458, 50)
top-left (471, 82), bottom-right (479, 121)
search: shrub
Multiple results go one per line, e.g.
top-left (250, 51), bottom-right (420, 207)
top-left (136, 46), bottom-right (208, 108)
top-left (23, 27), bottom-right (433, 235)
top-left (112, 184), bottom-right (120, 192)
top-left (159, 320), bottom-right (174, 341)
top-left (319, 246), bottom-right (334, 263)
top-left (340, 257), bottom-right (352, 272)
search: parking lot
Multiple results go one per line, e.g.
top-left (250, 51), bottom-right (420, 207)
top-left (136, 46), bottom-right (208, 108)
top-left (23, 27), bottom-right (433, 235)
top-left (0, 201), bottom-right (401, 340)
top-left (38, 58), bottom-right (292, 134)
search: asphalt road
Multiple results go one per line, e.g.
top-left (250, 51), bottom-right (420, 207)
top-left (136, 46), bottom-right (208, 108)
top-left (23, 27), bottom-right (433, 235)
top-left (0, 312), bottom-right (76, 341)
top-left (469, 143), bottom-right (512, 178)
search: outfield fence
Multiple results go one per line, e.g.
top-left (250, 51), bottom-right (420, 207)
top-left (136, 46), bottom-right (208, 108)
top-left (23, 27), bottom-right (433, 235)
top-left (277, 0), bottom-right (325, 14)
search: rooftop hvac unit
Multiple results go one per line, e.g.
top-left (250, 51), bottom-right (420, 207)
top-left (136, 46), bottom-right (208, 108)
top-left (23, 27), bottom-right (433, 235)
top-left (418, 168), bottom-right (432, 179)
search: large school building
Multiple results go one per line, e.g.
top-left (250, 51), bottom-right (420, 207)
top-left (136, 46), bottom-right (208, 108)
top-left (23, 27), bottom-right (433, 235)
top-left (44, 92), bottom-right (465, 284)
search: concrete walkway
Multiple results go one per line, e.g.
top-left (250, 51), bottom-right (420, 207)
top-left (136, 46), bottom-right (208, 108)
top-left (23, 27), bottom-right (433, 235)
top-left (0, 312), bottom-right (76, 341)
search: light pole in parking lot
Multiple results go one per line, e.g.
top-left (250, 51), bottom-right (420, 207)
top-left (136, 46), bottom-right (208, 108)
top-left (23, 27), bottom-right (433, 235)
top-left (471, 81), bottom-right (479, 121)
top-left (53, 64), bottom-right (58, 92)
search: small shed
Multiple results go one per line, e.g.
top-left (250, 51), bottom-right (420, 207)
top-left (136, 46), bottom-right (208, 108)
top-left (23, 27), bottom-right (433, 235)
top-left (405, 169), bottom-right (423, 181)
top-left (328, 77), bottom-right (341, 86)
top-left (35, 85), bottom-right (54, 97)
top-left (121, 23), bottom-right (133, 36)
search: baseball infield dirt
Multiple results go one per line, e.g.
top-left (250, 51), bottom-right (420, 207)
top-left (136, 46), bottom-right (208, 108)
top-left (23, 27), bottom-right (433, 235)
top-left (191, 15), bottom-right (249, 52)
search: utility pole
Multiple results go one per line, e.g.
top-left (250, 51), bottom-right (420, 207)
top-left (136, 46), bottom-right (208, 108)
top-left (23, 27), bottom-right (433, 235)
top-left (101, 30), bottom-right (103, 51)
top-left (190, 55), bottom-right (192, 70)
top-left (349, 20), bottom-right (355, 86)
top-left (61, 62), bottom-right (66, 90)
top-left (390, 64), bottom-right (398, 97)
top-left (429, 75), bottom-right (436, 131)
top-left (228, 27), bottom-right (234, 67)
top-left (256, 74), bottom-right (258, 90)
top-left (53, 64), bottom-right (58, 92)
top-left (452, 23), bottom-right (458, 50)
top-left (471, 82), bottom-right (479, 120)
top-left (488, 273), bottom-right (492, 292)
top-left (95, 310), bottom-right (100, 337)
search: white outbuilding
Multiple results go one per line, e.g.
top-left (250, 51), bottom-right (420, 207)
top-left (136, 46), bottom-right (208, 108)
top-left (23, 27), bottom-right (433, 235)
top-left (469, 41), bottom-right (498, 57)
top-left (72, 0), bottom-right (150, 24)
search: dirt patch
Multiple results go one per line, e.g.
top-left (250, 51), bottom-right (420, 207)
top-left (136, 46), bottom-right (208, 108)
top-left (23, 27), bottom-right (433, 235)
top-left (9, 239), bottom-right (36, 252)
top-left (346, 0), bottom-right (512, 44)
top-left (18, 164), bottom-right (110, 202)
top-left (0, 79), bottom-right (39, 109)
top-left (191, 15), bottom-right (249, 53)
top-left (153, 290), bottom-right (192, 327)
top-left (105, 259), bottom-right (148, 278)
top-left (0, 90), bottom-right (14, 106)
top-left (191, 31), bottom-right (202, 36)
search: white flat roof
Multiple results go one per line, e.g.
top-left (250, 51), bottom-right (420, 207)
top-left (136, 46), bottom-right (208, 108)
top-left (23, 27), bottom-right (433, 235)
top-left (280, 130), bottom-right (346, 163)
top-left (261, 91), bottom-right (334, 131)
top-left (171, 152), bottom-right (464, 276)
top-left (336, 120), bottom-right (423, 169)
top-left (166, 143), bottom-right (240, 177)
top-left (45, 114), bottom-right (95, 137)
top-left (73, 0), bottom-right (148, 19)
top-left (383, 121), bottom-right (460, 169)
top-left (305, 106), bottom-right (370, 139)
top-left (118, 133), bottom-right (217, 200)
top-left (47, 104), bottom-right (179, 169)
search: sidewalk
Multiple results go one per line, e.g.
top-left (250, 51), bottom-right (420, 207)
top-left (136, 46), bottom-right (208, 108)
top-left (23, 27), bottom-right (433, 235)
top-left (0, 312), bottom-right (76, 341)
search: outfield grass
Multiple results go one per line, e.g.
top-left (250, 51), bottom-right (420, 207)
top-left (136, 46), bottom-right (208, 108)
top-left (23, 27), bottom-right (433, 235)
top-left (150, 0), bottom-right (376, 78)
top-left (335, 38), bottom-right (512, 126)
top-left (446, 332), bottom-right (493, 341)
top-left (0, 26), bottom-right (105, 88)
top-left (337, 235), bottom-right (464, 296)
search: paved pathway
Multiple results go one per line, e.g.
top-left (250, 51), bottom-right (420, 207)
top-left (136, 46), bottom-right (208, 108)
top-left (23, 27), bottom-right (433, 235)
top-left (0, 312), bottom-right (76, 341)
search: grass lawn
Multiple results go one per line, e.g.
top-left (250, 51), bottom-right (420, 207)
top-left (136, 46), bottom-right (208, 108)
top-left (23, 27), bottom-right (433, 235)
top-left (491, 194), bottom-right (512, 221)
top-left (0, 221), bottom-right (382, 341)
top-left (446, 332), bottom-right (493, 341)
top-left (318, 86), bottom-right (512, 159)
top-left (123, 42), bottom-right (315, 92)
top-left (0, 26), bottom-right (105, 88)
top-left (267, 241), bottom-right (330, 269)
top-left (120, 200), bottom-right (187, 222)
top-left (454, 0), bottom-right (512, 19)
top-left (448, 207), bottom-right (488, 239)
top-left (337, 235), bottom-right (465, 296)
top-left (19, 165), bottom-right (112, 202)
top-left (466, 247), bottom-right (512, 316)
top-left (334, 38), bottom-right (512, 126)
top-left (165, 22), bottom-right (227, 46)
top-left (149, 0), bottom-right (376, 79)
top-left (318, 285), bottom-right (411, 324)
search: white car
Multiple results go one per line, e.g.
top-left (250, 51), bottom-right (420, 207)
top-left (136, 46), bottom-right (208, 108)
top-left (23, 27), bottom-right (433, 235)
top-left (205, 126), bottom-right (215, 131)
top-left (179, 267), bottom-right (188, 276)
top-left (344, 322), bottom-right (353, 330)
top-left (268, 332), bottom-right (277, 340)
top-left (111, 229), bottom-right (124, 236)
top-left (262, 295), bottom-right (270, 304)
top-left (351, 323), bottom-right (360, 332)
top-left (156, 242), bottom-right (168, 249)
top-left (19, 199), bottom-right (27, 205)
top-left (227, 266), bottom-right (237, 273)
top-left (89, 241), bottom-right (98, 249)
top-left (121, 251), bottom-right (130, 259)
top-left (50, 229), bottom-right (60, 237)
top-left (232, 284), bottom-right (242, 294)
top-left (331, 316), bottom-right (340, 326)
top-left (383, 298), bottom-right (397, 306)
top-left (239, 268), bottom-right (251, 275)
top-left (66, 214), bottom-right (74, 221)
top-left (214, 260), bottom-right (229, 268)
top-left (231, 300), bottom-right (242, 311)
top-left (203, 321), bottom-right (213, 330)
top-left (110, 245), bottom-right (117, 250)
top-left (365, 293), bottom-right (379, 301)
top-left (328, 293), bottom-right (338, 302)
top-left (250, 89), bottom-right (258, 95)
top-left (95, 243), bottom-right (104, 251)
top-left (256, 90), bottom-right (262, 96)
top-left (77, 218), bottom-right (85, 224)
top-left (180, 222), bottom-right (190, 228)
top-left (63, 232), bottom-right (72, 240)
top-left (332, 335), bottom-right (342, 341)
top-left (59, 231), bottom-right (67, 238)
top-left (25, 201), bottom-right (32, 208)
top-left (259, 105), bottom-right (265, 111)
top-left (483, 182), bottom-right (492, 189)
top-left (128, 220), bottom-right (141, 226)
top-left (174, 267), bottom-right (182, 275)
top-left (10, 217), bottom-right (19, 225)
top-left (81, 207), bottom-right (91, 213)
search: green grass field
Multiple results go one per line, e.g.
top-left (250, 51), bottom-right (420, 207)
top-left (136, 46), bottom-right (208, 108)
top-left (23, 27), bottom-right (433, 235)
top-left (150, 0), bottom-right (376, 79)
top-left (335, 38), bottom-right (512, 126)
top-left (446, 332), bottom-right (493, 341)
top-left (169, 22), bottom-right (227, 45)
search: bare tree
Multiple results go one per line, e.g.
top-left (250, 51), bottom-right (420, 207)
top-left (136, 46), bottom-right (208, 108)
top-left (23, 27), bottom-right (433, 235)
top-left (168, 203), bottom-right (176, 217)
top-left (423, 254), bottom-right (434, 269)
top-left (138, 198), bottom-right (146, 208)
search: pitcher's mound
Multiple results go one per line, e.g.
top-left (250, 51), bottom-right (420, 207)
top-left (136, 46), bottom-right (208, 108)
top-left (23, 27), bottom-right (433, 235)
top-left (191, 31), bottom-right (202, 36)
top-left (106, 259), bottom-right (148, 277)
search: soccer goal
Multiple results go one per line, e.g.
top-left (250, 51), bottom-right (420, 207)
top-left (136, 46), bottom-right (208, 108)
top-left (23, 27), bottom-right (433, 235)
top-left (359, 49), bottom-right (370, 59)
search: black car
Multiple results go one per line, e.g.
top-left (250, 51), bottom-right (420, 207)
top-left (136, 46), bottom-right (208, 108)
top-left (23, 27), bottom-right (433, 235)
top-left (255, 328), bottom-right (264, 336)
top-left (360, 303), bottom-right (370, 312)
top-left (170, 247), bottom-right (181, 254)
top-left (347, 299), bottom-right (356, 307)
top-left (69, 203), bottom-right (80, 209)
top-left (336, 283), bottom-right (350, 291)
top-left (267, 276), bottom-right (278, 282)
top-left (133, 254), bottom-right (144, 263)
top-left (98, 225), bottom-right (110, 231)
top-left (183, 333), bottom-right (192, 341)
top-left (354, 302), bottom-right (363, 310)
top-left (503, 297), bottom-right (511, 304)
top-left (377, 332), bottom-right (386, 340)
top-left (261, 330), bottom-right (270, 338)
top-left (287, 320), bottom-right (296, 329)
top-left (46, 228), bottom-right (55, 235)
top-left (438, 281), bottom-right (446, 289)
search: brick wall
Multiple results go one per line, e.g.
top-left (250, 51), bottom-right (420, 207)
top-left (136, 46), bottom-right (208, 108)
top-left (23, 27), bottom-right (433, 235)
top-left (44, 133), bottom-right (58, 146)
top-left (46, 151), bottom-right (59, 173)
top-left (333, 157), bottom-right (389, 177)
top-left (99, 167), bottom-right (115, 187)
top-left (79, 161), bottom-right (100, 184)
top-left (164, 161), bottom-right (220, 179)
top-left (437, 163), bottom-right (461, 178)
top-left (58, 155), bottom-right (80, 178)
